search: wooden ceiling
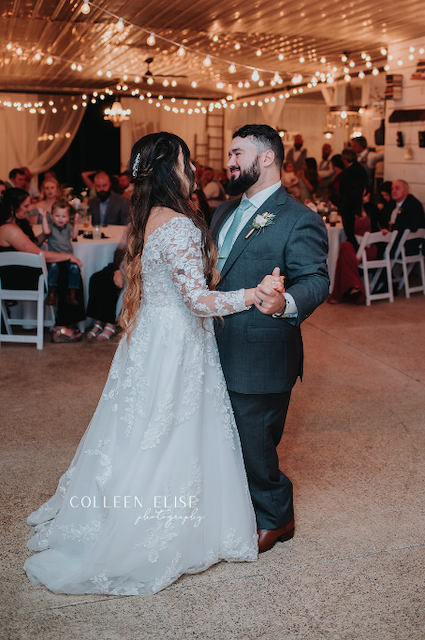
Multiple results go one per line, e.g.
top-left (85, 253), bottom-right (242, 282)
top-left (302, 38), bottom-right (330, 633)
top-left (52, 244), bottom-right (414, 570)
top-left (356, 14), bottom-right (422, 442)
top-left (1, 0), bottom-right (425, 99)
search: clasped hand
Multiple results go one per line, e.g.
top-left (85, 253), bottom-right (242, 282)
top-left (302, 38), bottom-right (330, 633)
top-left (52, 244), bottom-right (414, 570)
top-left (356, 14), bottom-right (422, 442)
top-left (254, 267), bottom-right (286, 315)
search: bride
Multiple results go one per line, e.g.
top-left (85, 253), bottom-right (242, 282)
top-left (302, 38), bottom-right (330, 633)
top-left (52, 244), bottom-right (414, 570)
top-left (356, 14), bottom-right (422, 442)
top-left (24, 132), bottom-right (277, 595)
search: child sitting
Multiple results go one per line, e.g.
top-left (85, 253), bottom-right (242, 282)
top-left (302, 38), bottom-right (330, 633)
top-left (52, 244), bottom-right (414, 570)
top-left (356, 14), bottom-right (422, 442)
top-left (42, 200), bottom-right (82, 306)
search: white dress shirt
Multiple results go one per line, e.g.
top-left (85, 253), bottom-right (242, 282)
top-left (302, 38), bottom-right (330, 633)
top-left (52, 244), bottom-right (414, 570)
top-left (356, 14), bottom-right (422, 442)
top-left (217, 181), bottom-right (298, 317)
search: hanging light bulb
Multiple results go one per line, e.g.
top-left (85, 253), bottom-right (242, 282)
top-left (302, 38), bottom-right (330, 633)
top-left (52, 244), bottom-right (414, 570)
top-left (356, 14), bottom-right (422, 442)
top-left (162, 79), bottom-right (169, 87)
top-left (177, 45), bottom-right (185, 57)
top-left (16, 47), bottom-right (23, 55)
top-left (341, 55), bottom-right (348, 62)
top-left (147, 32), bottom-right (156, 46)
top-left (273, 71), bottom-right (282, 83)
top-left (6, 43), bottom-right (12, 50)
top-left (256, 49), bottom-right (262, 57)
top-left (46, 56), bottom-right (53, 65)
top-left (228, 62), bottom-right (236, 73)
top-left (147, 77), bottom-right (154, 85)
top-left (191, 81), bottom-right (197, 88)
top-left (252, 69), bottom-right (260, 81)
top-left (203, 54), bottom-right (212, 67)
top-left (81, 0), bottom-right (90, 14)
top-left (171, 80), bottom-right (177, 87)
top-left (341, 110), bottom-right (347, 119)
top-left (380, 47), bottom-right (387, 56)
top-left (358, 71), bottom-right (365, 79)
top-left (234, 43), bottom-right (241, 50)
top-left (344, 74), bottom-right (351, 82)
top-left (116, 17), bottom-right (124, 31)
top-left (372, 68), bottom-right (379, 75)
top-left (34, 52), bottom-right (41, 61)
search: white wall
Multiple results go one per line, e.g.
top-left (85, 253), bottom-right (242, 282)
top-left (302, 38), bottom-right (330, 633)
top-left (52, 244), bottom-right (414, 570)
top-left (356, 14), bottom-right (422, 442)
top-left (224, 98), bottom-right (329, 166)
top-left (385, 36), bottom-right (425, 206)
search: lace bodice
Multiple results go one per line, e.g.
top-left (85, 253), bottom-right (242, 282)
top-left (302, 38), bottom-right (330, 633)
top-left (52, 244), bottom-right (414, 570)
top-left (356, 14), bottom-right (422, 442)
top-left (141, 217), bottom-right (249, 317)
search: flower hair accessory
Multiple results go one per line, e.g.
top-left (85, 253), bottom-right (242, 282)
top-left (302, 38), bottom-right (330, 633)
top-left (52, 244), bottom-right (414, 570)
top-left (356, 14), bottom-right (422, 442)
top-left (245, 212), bottom-right (276, 239)
top-left (132, 152), bottom-right (141, 178)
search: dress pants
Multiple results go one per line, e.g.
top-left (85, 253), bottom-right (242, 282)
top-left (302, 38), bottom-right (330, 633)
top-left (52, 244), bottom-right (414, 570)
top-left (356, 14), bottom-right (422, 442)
top-left (86, 265), bottom-right (120, 325)
top-left (228, 389), bottom-right (293, 530)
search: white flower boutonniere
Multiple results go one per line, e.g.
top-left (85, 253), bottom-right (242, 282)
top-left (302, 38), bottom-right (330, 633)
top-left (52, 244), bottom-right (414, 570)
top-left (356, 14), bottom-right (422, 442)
top-left (245, 212), bottom-right (276, 239)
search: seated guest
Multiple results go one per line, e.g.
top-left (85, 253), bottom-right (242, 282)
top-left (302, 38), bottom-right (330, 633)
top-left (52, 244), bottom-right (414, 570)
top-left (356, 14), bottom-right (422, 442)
top-left (202, 167), bottom-right (226, 215)
top-left (118, 171), bottom-right (133, 199)
top-left (328, 189), bottom-right (376, 305)
top-left (326, 154), bottom-right (345, 208)
top-left (86, 228), bottom-right (128, 341)
top-left (29, 177), bottom-right (61, 225)
top-left (192, 189), bottom-right (211, 225)
top-left (383, 180), bottom-right (425, 255)
top-left (0, 189), bottom-right (83, 342)
top-left (88, 171), bottom-right (129, 226)
top-left (41, 200), bottom-right (81, 307)
top-left (296, 158), bottom-right (318, 204)
top-left (6, 168), bottom-right (26, 190)
top-left (281, 162), bottom-right (300, 199)
top-left (21, 167), bottom-right (40, 201)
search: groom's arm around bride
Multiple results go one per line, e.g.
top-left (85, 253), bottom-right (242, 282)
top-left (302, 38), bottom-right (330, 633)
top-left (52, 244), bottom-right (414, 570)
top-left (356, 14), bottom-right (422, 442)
top-left (211, 124), bottom-right (329, 553)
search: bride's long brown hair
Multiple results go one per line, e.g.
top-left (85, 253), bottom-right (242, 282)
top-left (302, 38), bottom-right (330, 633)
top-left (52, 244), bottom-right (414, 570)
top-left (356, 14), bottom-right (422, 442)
top-left (120, 132), bottom-right (220, 338)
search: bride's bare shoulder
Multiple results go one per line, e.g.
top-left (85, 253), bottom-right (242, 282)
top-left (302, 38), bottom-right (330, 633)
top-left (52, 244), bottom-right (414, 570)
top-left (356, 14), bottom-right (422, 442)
top-left (144, 207), bottom-right (189, 242)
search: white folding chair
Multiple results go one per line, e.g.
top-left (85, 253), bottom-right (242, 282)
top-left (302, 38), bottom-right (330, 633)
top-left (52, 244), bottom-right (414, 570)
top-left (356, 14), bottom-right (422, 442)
top-left (356, 230), bottom-right (398, 306)
top-left (391, 228), bottom-right (425, 298)
top-left (0, 252), bottom-right (55, 350)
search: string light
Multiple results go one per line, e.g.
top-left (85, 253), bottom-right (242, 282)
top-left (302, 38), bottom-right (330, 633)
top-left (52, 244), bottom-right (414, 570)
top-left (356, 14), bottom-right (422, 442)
top-left (116, 17), bottom-right (124, 31)
top-left (234, 43), bottom-right (241, 50)
top-left (147, 32), bottom-right (156, 46)
top-left (228, 62), bottom-right (236, 73)
top-left (380, 48), bottom-right (387, 56)
top-left (177, 45), bottom-right (185, 57)
top-left (372, 68), bottom-right (379, 75)
top-left (81, 0), bottom-right (90, 14)
top-left (203, 54), bottom-right (211, 67)
top-left (46, 56), bottom-right (53, 65)
top-left (252, 69), bottom-right (260, 81)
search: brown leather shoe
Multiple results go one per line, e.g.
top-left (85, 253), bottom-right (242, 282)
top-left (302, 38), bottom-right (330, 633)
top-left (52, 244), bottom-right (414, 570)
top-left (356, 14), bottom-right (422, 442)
top-left (46, 286), bottom-right (57, 306)
top-left (258, 519), bottom-right (295, 553)
top-left (66, 288), bottom-right (79, 306)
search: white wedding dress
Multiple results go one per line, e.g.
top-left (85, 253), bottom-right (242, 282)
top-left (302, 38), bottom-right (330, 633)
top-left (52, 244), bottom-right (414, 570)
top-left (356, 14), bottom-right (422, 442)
top-left (24, 217), bottom-right (258, 595)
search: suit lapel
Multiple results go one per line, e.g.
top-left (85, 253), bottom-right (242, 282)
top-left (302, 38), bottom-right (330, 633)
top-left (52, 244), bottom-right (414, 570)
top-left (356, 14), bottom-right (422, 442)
top-left (210, 199), bottom-right (241, 240)
top-left (220, 186), bottom-right (288, 279)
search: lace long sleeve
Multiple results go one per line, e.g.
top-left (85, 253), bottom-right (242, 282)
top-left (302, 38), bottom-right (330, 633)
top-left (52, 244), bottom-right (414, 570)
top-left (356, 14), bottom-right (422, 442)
top-left (161, 218), bottom-right (250, 317)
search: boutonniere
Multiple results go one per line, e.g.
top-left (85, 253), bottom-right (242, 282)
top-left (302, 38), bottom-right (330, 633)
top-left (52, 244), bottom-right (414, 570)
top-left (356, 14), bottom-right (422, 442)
top-left (245, 212), bottom-right (276, 239)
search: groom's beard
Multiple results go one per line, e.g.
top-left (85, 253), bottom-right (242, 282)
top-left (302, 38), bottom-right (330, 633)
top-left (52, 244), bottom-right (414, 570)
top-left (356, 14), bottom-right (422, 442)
top-left (226, 155), bottom-right (261, 196)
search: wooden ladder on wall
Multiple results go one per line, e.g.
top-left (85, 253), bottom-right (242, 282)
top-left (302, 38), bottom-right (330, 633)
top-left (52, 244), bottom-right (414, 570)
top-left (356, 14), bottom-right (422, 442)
top-left (194, 110), bottom-right (224, 169)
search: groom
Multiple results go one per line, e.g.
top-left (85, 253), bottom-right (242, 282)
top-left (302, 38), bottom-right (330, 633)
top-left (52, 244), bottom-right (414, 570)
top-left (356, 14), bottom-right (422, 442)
top-left (211, 124), bottom-right (329, 552)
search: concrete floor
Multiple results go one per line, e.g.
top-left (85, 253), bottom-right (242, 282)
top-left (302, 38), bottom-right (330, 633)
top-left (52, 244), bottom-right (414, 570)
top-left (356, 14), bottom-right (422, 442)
top-left (1, 295), bottom-right (424, 639)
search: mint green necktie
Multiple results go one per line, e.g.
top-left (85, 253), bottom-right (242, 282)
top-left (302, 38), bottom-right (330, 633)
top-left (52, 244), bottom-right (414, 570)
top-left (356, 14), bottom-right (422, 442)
top-left (217, 198), bottom-right (252, 272)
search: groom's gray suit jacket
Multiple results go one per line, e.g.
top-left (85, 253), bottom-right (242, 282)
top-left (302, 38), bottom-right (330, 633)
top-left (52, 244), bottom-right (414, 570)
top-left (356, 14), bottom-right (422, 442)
top-left (210, 186), bottom-right (329, 395)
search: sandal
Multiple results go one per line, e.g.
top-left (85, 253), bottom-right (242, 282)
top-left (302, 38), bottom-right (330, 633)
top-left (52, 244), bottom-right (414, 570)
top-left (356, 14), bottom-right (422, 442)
top-left (96, 324), bottom-right (116, 341)
top-left (52, 327), bottom-right (82, 343)
top-left (87, 323), bottom-right (104, 340)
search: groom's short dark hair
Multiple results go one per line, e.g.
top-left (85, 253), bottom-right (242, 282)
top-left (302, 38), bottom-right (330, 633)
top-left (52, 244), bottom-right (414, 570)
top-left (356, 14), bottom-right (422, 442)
top-left (233, 124), bottom-right (284, 168)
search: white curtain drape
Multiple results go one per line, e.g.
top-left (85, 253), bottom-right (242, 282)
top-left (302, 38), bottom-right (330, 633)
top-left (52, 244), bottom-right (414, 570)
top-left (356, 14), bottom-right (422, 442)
top-left (0, 93), bottom-right (85, 181)
top-left (120, 98), bottom-right (208, 171)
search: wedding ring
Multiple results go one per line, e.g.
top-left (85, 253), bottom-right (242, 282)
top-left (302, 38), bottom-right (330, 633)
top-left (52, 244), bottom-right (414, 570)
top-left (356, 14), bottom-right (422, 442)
top-left (259, 299), bottom-right (263, 306)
